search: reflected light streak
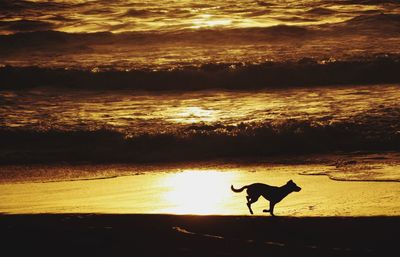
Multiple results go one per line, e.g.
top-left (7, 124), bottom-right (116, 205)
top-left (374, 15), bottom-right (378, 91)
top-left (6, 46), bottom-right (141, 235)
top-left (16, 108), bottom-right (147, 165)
top-left (191, 14), bottom-right (232, 28)
top-left (170, 106), bottom-right (217, 123)
top-left (161, 170), bottom-right (237, 214)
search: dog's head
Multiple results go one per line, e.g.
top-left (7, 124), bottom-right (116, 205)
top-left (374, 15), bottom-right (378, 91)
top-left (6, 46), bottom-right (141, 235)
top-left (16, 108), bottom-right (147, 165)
top-left (287, 180), bottom-right (301, 192)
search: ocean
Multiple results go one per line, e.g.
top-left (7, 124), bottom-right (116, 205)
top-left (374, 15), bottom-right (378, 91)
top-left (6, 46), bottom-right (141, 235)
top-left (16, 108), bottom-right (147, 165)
top-left (1, 0), bottom-right (400, 71)
top-left (0, 0), bottom-right (399, 215)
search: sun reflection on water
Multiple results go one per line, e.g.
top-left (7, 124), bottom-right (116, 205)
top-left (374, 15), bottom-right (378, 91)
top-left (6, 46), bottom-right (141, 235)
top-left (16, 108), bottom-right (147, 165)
top-left (169, 106), bottom-right (218, 123)
top-left (191, 14), bottom-right (232, 29)
top-left (160, 170), bottom-right (237, 214)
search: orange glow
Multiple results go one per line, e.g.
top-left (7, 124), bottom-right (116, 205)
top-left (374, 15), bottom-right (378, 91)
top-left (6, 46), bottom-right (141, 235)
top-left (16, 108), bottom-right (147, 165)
top-left (191, 14), bottom-right (232, 29)
top-left (1, 165), bottom-right (399, 216)
top-left (169, 106), bottom-right (217, 123)
top-left (160, 170), bottom-right (236, 214)
top-left (1, 0), bottom-right (400, 221)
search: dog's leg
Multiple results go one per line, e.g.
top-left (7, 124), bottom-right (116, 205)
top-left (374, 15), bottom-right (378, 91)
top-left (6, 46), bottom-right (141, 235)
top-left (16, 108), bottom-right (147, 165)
top-left (263, 201), bottom-right (271, 213)
top-left (270, 202), bottom-right (276, 216)
top-left (246, 196), bottom-right (258, 215)
top-left (264, 202), bottom-right (276, 216)
top-left (246, 202), bottom-right (253, 214)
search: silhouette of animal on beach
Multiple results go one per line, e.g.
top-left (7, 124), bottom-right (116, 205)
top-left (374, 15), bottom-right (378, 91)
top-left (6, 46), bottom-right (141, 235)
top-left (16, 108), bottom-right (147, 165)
top-left (231, 180), bottom-right (301, 216)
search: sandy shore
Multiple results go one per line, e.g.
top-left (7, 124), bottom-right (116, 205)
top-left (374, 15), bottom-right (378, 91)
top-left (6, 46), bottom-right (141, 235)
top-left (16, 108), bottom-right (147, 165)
top-left (1, 166), bottom-right (399, 216)
top-left (0, 214), bottom-right (398, 257)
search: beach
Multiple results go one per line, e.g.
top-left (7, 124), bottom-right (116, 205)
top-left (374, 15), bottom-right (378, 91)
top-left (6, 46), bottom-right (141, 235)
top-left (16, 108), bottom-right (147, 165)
top-left (1, 0), bottom-right (400, 256)
top-left (1, 162), bottom-right (399, 257)
top-left (1, 214), bottom-right (398, 257)
top-left (1, 163), bottom-right (399, 216)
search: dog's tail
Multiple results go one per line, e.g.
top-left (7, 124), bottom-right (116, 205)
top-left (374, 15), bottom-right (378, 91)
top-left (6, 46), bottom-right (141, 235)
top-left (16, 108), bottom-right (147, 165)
top-left (231, 185), bottom-right (248, 193)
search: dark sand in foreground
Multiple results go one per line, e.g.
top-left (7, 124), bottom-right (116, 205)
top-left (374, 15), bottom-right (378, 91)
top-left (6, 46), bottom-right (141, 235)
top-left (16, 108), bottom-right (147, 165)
top-left (0, 214), bottom-right (398, 257)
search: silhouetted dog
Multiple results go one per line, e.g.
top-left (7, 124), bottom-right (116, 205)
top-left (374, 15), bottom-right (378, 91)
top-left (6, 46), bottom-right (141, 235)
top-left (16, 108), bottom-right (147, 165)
top-left (231, 180), bottom-right (301, 216)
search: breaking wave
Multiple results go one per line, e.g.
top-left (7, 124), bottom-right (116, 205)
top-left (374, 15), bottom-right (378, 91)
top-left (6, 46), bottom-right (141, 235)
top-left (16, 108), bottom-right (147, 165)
top-left (1, 113), bottom-right (399, 164)
top-left (1, 55), bottom-right (399, 90)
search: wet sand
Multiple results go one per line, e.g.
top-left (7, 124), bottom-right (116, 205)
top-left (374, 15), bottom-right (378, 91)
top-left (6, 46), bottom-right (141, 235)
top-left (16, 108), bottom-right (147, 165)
top-left (1, 165), bottom-right (398, 256)
top-left (0, 214), bottom-right (398, 257)
top-left (1, 166), bottom-right (399, 216)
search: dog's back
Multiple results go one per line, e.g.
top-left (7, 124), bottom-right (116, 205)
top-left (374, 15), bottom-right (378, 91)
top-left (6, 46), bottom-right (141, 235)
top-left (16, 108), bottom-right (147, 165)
top-left (246, 183), bottom-right (278, 200)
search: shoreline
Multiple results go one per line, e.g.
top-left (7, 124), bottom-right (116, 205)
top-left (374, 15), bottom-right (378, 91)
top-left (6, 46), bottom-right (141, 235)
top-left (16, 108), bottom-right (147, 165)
top-left (1, 166), bottom-right (399, 216)
top-left (1, 214), bottom-right (398, 257)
